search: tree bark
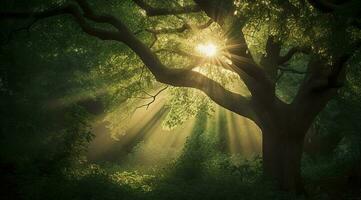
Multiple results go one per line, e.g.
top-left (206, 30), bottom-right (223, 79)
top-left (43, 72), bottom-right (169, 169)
top-left (262, 129), bottom-right (306, 193)
top-left (255, 100), bottom-right (311, 193)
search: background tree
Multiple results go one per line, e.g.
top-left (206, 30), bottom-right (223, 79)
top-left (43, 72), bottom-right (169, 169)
top-left (1, 0), bottom-right (360, 194)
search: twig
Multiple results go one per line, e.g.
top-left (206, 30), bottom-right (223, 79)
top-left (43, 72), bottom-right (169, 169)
top-left (135, 86), bottom-right (168, 110)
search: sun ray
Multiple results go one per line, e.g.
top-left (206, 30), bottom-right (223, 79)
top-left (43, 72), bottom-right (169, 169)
top-left (196, 42), bottom-right (218, 57)
top-left (86, 19), bottom-right (264, 168)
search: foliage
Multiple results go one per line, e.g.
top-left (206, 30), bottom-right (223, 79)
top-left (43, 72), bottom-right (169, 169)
top-left (1, 0), bottom-right (361, 199)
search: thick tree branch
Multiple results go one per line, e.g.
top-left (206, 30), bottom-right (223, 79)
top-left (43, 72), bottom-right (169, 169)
top-left (154, 48), bottom-right (204, 61)
top-left (132, 0), bottom-right (201, 16)
top-left (278, 47), bottom-right (310, 65)
top-left (0, 1), bottom-right (256, 122)
top-left (293, 40), bottom-right (360, 115)
top-left (261, 38), bottom-right (309, 85)
top-left (0, 4), bottom-right (120, 41)
top-left (278, 66), bottom-right (307, 75)
top-left (122, 27), bottom-right (256, 121)
top-left (74, 0), bottom-right (127, 31)
top-left (260, 36), bottom-right (281, 81)
top-left (194, 0), bottom-right (269, 88)
top-left (315, 41), bottom-right (361, 91)
top-left (193, 0), bottom-right (274, 98)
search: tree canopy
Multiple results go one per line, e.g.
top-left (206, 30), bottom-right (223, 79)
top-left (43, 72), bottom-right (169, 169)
top-left (1, 0), bottom-right (361, 199)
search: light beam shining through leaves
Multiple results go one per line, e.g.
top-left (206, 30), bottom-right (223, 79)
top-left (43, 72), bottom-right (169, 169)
top-left (196, 42), bottom-right (218, 57)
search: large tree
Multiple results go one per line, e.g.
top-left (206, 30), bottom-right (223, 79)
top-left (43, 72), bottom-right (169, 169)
top-left (1, 0), bottom-right (360, 193)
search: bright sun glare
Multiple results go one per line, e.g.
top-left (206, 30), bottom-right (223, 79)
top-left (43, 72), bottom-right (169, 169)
top-left (196, 43), bottom-right (218, 57)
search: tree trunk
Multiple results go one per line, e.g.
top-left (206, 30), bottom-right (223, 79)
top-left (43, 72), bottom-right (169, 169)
top-left (262, 128), bottom-right (306, 193)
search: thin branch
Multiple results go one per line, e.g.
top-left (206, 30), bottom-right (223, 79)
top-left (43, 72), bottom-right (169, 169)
top-left (132, 0), bottom-right (201, 16)
top-left (149, 32), bottom-right (158, 48)
top-left (135, 86), bottom-right (168, 110)
top-left (146, 19), bottom-right (213, 34)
